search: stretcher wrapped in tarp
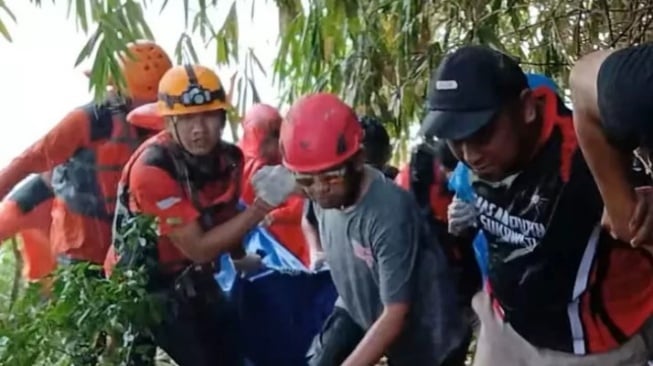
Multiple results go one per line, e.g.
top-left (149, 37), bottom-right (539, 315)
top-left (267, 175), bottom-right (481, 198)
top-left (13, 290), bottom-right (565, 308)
top-left (216, 225), bottom-right (337, 366)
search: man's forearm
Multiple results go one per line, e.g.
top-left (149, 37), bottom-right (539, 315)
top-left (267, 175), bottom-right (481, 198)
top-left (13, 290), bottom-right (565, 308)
top-left (341, 307), bottom-right (406, 366)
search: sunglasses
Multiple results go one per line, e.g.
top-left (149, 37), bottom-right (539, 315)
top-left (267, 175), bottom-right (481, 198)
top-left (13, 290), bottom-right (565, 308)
top-left (293, 166), bottom-right (347, 188)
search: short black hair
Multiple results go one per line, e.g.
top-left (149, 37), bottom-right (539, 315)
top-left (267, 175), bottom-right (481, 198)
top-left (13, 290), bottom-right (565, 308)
top-left (434, 139), bottom-right (458, 171)
top-left (359, 115), bottom-right (392, 166)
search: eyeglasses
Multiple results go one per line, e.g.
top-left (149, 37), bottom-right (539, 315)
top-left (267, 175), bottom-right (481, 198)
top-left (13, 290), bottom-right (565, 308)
top-left (293, 166), bottom-right (347, 188)
top-left (159, 64), bottom-right (227, 109)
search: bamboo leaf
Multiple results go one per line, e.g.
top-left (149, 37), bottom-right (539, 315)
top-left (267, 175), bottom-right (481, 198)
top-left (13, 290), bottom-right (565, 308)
top-left (249, 48), bottom-right (267, 76)
top-left (184, 36), bottom-right (200, 63)
top-left (0, 19), bottom-right (11, 41)
top-left (174, 33), bottom-right (186, 64)
top-left (159, 0), bottom-right (170, 14)
top-left (248, 78), bottom-right (261, 103)
top-left (183, 0), bottom-right (190, 28)
top-left (0, 1), bottom-right (16, 22)
top-left (75, 0), bottom-right (88, 33)
top-left (74, 26), bottom-right (101, 66)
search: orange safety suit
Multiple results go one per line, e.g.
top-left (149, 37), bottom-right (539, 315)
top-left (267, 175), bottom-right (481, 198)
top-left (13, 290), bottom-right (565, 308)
top-left (0, 172), bottom-right (56, 280)
top-left (0, 42), bottom-right (172, 265)
top-left (106, 131), bottom-right (243, 273)
top-left (0, 102), bottom-right (147, 264)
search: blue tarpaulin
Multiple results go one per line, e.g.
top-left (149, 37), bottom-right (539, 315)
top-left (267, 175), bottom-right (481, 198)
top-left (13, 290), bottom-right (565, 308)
top-left (216, 225), bottom-right (338, 366)
top-left (448, 163), bottom-right (490, 282)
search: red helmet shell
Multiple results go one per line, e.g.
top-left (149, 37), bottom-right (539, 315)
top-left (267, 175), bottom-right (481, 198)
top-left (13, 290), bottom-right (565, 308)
top-left (280, 93), bottom-right (363, 173)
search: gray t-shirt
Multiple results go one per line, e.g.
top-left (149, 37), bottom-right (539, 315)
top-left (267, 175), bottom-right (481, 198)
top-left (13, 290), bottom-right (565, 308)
top-left (307, 167), bottom-right (467, 363)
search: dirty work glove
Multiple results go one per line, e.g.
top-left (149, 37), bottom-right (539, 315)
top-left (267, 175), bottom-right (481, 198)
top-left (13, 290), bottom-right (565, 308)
top-left (252, 165), bottom-right (296, 207)
top-left (448, 197), bottom-right (478, 236)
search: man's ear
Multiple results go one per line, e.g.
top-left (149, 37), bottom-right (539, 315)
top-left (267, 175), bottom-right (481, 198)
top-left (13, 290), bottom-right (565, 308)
top-left (354, 148), bottom-right (366, 171)
top-left (521, 89), bottom-right (537, 124)
top-left (165, 116), bottom-right (179, 143)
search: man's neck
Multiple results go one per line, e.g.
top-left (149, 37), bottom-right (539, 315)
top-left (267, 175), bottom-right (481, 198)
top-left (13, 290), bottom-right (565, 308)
top-left (341, 166), bottom-right (374, 211)
top-left (514, 112), bottom-right (546, 173)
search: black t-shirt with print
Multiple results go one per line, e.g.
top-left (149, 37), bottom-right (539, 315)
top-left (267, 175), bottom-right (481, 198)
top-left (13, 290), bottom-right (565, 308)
top-left (474, 89), bottom-right (653, 354)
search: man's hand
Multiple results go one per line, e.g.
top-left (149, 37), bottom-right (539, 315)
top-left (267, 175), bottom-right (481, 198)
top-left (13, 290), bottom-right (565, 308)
top-left (601, 208), bottom-right (617, 239)
top-left (310, 249), bottom-right (327, 271)
top-left (252, 165), bottom-right (296, 207)
top-left (448, 197), bottom-right (478, 236)
top-left (262, 214), bottom-right (274, 227)
top-left (233, 253), bottom-right (263, 274)
top-left (629, 186), bottom-right (653, 247)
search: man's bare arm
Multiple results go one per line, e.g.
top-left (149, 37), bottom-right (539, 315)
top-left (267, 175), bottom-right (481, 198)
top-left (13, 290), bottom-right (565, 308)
top-left (571, 49), bottom-right (636, 242)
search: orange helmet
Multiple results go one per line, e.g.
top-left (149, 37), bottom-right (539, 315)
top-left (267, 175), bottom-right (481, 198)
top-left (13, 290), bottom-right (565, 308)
top-left (280, 93), bottom-right (363, 173)
top-left (157, 65), bottom-right (230, 117)
top-left (117, 40), bottom-right (172, 102)
top-left (127, 102), bottom-right (165, 131)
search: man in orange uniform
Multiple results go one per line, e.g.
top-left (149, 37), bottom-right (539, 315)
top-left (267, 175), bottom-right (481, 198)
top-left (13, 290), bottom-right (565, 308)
top-left (111, 65), bottom-right (295, 366)
top-left (239, 103), bottom-right (309, 265)
top-left (0, 172), bottom-right (56, 281)
top-left (0, 41), bottom-right (172, 267)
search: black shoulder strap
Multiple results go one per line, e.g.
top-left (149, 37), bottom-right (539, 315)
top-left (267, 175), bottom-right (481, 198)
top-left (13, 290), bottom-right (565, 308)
top-left (409, 144), bottom-right (435, 211)
top-left (166, 146), bottom-right (203, 212)
top-left (80, 98), bottom-right (137, 147)
top-left (165, 141), bottom-right (241, 211)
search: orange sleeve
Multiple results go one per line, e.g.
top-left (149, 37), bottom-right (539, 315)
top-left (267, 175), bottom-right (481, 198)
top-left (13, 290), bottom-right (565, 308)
top-left (0, 201), bottom-right (26, 241)
top-left (0, 108), bottom-right (91, 198)
top-left (394, 163), bottom-right (410, 190)
top-left (241, 180), bottom-right (256, 206)
top-left (268, 194), bottom-right (304, 225)
top-left (129, 161), bottom-right (199, 236)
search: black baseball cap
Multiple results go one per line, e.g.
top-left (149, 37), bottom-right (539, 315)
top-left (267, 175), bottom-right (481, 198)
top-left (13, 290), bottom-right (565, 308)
top-left (597, 43), bottom-right (653, 151)
top-left (420, 46), bottom-right (528, 140)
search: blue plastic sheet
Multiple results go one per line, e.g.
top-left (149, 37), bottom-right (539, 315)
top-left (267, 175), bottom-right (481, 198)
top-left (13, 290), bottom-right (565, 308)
top-left (215, 224), bottom-right (337, 366)
top-left (525, 73), bottom-right (560, 95)
top-left (448, 162), bottom-right (490, 282)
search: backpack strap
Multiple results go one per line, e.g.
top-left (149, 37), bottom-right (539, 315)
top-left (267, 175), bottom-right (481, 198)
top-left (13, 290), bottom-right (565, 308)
top-left (409, 143), bottom-right (436, 214)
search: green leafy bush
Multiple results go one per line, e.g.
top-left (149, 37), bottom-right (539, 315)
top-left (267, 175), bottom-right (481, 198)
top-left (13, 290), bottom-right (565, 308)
top-left (0, 216), bottom-right (161, 366)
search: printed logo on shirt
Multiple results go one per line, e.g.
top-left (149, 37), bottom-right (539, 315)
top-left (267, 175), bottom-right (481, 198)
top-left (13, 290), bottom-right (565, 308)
top-left (476, 195), bottom-right (547, 262)
top-left (351, 239), bottom-right (374, 268)
top-left (165, 217), bottom-right (183, 226)
top-left (156, 196), bottom-right (182, 210)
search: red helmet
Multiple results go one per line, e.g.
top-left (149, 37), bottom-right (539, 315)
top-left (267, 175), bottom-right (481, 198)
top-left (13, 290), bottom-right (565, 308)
top-left (127, 102), bottom-right (165, 130)
top-left (280, 93), bottom-right (363, 172)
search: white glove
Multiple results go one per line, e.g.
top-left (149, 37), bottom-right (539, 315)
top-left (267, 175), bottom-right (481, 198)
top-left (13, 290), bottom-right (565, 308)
top-left (233, 253), bottom-right (263, 274)
top-left (448, 197), bottom-right (478, 235)
top-left (309, 249), bottom-right (327, 271)
top-left (251, 165), bottom-right (296, 207)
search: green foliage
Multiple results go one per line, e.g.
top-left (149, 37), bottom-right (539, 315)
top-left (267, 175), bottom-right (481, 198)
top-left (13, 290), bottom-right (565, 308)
top-left (0, 1), bottom-right (650, 362)
top-left (0, 215), bottom-right (162, 366)
top-left (2, 1), bottom-right (653, 140)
